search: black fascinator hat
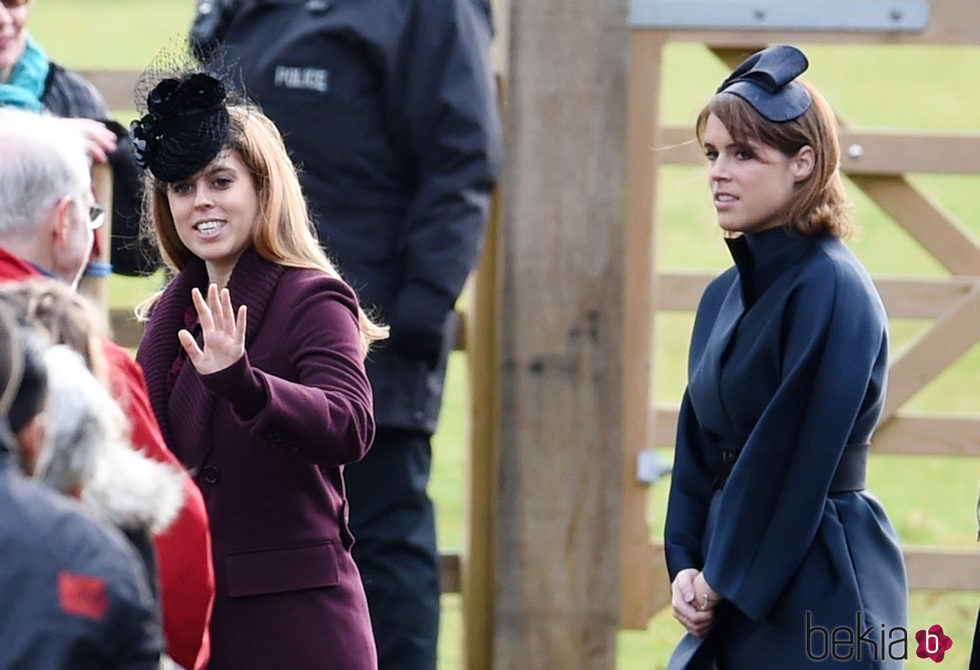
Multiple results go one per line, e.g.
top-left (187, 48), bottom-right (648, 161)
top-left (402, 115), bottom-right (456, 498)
top-left (130, 72), bottom-right (230, 182)
top-left (716, 45), bottom-right (811, 122)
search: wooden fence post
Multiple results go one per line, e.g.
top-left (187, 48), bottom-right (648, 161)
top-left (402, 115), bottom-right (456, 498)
top-left (78, 163), bottom-right (113, 322)
top-left (490, 0), bottom-right (630, 667)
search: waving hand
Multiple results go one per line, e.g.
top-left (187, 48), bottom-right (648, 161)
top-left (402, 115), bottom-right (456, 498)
top-left (178, 284), bottom-right (247, 375)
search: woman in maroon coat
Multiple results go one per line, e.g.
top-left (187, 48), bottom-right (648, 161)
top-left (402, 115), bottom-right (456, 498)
top-left (132, 73), bottom-right (387, 669)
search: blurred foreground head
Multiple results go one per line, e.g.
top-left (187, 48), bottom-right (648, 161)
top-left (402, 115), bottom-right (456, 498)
top-left (0, 298), bottom-right (48, 469)
top-left (0, 109), bottom-right (99, 287)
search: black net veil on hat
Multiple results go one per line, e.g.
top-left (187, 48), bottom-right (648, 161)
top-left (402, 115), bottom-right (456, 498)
top-left (130, 49), bottom-right (247, 183)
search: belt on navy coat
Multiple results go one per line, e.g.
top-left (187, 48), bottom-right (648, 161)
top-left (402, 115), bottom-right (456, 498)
top-left (712, 439), bottom-right (869, 494)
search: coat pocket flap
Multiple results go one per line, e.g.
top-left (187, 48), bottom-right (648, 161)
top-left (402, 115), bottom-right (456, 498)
top-left (225, 541), bottom-right (339, 597)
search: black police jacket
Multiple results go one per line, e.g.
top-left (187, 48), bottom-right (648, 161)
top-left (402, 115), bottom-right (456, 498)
top-left (210, 0), bottom-right (502, 432)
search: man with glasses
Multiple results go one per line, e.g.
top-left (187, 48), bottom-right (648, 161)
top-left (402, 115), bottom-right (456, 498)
top-left (0, 108), bottom-right (102, 288)
top-left (0, 107), bottom-right (216, 670)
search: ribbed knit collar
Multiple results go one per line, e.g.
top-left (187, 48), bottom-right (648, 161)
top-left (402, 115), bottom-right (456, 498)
top-left (137, 246), bottom-right (285, 457)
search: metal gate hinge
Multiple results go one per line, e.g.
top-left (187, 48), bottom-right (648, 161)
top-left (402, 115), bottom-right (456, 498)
top-left (637, 449), bottom-right (672, 486)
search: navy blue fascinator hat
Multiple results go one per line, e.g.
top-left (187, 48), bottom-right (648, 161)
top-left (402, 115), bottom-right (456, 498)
top-left (716, 45), bottom-right (811, 122)
top-left (130, 72), bottom-right (231, 183)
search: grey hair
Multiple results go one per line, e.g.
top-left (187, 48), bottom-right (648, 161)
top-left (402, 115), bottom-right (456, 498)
top-left (0, 109), bottom-right (91, 239)
top-left (36, 345), bottom-right (112, 495)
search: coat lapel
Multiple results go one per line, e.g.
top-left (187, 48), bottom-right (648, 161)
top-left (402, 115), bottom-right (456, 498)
top-left (138, 261), bottom-right (209, 470)
top-left (686, 229), bottom-right (819, 445)
top-left (689, 279), bottom-right (744, 435)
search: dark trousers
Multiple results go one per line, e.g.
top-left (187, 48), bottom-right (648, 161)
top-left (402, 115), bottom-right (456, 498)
top-left (344, 428), bottom-right (440, 670)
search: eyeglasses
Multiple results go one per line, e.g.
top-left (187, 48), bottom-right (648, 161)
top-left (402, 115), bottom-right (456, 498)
top-left (0, 0), bottom-right (31, 9)
top-left (70, 197), bottom-right (106, 230)
top-left (88, 203), bottom-right (106, 230)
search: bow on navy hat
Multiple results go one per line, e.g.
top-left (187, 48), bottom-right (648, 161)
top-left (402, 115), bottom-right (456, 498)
top-left (716, 45), bottom-right (812, 122)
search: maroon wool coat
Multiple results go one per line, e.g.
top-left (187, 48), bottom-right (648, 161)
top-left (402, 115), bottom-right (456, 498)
top-left (136, 246), bottom-right (377, 670)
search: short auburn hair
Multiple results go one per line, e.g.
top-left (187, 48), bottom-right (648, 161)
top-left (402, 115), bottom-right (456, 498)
top-left (696, 80), bottom-right (853, 238)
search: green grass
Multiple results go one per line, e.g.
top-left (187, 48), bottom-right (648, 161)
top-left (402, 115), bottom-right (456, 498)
top-left (27, 4), bottom-right (980, 668)
top-left (30, 0), bottom-right (198, 70)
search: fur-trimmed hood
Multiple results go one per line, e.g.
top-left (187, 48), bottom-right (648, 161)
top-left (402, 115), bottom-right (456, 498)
top-left (40, 345), bottom-right (184, 534)
top-left (83, 442), bottom-right (184, 535)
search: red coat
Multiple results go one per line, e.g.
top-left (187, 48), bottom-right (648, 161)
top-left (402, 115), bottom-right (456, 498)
top-left (136, 247), bottom-right (377, 670)
top-left (0, 246), bottom-right (215, 670)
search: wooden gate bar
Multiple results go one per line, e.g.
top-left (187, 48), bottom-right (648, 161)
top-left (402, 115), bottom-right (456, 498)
top-left (645, 540), bottom-right (980, 592)
top-left (904, 547), bottom-right (980, 590)
top-left (658, 126), bottom-right (980, 176)
top-left (875, 414), bottom-right (980, 457)
top-left (850, 175), bottom-right (980, 276)
top-left (883, 284), bottom-right (980, 419)
top-left (654, 406), bottom-right (980, 458)
top-left (655, 272), bottom-right (977, 319)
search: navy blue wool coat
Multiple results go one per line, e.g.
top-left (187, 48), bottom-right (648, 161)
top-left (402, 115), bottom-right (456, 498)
top-left (664, 226), bottom-right (908, 669)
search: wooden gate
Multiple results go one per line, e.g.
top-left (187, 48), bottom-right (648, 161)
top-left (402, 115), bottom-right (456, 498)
top-left (620, 0), bottom-right (980, 633)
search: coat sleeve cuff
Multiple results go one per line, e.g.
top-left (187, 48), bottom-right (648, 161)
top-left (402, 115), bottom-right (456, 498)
top-left (388, 283), bottom-right (455, 367)
top-left (200, 352), bottom-right (266, 420)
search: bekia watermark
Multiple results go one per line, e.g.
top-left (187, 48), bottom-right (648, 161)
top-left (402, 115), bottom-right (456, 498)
top-left (805, 612), bottom-right (953, 663)
top-left (805, 612), bottom-right (906, 662)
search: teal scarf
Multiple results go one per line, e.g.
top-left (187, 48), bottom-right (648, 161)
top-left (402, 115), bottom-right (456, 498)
top-left (0, 33), bottom-right (51, 113)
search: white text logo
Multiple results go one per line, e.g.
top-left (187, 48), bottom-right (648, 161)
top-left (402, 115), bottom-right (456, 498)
top-left (273, 67), bottom-right (329, 93)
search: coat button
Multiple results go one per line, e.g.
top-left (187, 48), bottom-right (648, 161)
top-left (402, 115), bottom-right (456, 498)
top-left (201, 466), bottom-right (220, 485)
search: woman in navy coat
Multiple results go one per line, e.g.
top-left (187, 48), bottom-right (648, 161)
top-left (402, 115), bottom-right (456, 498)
top-left (132, 73), bottom-right (387, 669)
top-left (664, 46), bottom-right (908, 668)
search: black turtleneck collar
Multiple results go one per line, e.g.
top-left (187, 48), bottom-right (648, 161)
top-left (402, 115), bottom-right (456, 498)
top-left (725, 225), bottom-right (820, 306)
